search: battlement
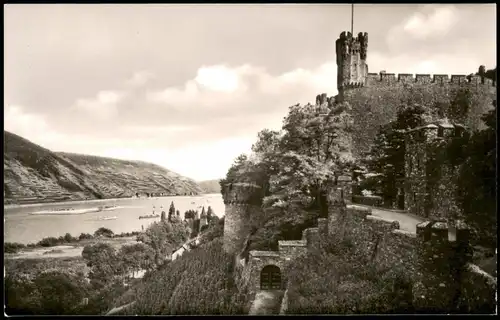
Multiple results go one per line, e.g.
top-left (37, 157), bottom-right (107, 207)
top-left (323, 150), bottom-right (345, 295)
top-left (362, 73), bottom-right (496, 87)
top-left (223, 182), bottom-right (262, 205)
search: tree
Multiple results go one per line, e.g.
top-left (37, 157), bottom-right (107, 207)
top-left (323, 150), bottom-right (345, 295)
top-left (266, 101), bottom-right (354, 212)
top-left (64, 233), bottom-right (76, 243)
top-left (94, 227), bottom-right (114, 238)
top-left (82, 243), bottom-right (120, 287)
top-left (456, 103), bottom-right (496, 248)
top-left (219, 154), bottom-right (249, 192)
top-left (168, 201), bottom-right (176, 222)
top-left (138, 221), bottom-right (190, 267)
top-left (117, 243), bottom-right (156, 278)
top-left (184, 209), bottom-right (197, 221)
top-left (78, 233), bottom-right (93, 241)
top-left (206, 206), bottom-right (214, 223)
top-left (33, 271), bottom-right (89, 315)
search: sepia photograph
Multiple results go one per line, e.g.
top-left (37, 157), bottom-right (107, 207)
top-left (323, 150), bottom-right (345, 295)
top-left (3, 3), bottom-right (497, 315)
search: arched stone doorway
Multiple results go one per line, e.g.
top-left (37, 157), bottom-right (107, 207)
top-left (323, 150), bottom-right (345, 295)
top-left (260, 265), bottom-right (281, 290)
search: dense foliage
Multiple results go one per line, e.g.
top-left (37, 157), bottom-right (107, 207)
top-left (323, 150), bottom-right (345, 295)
top-left (5, 269), bottom-right (91, 315)
top-left (456, 103), bottom-right (497, 248)
top-left (136, 220), bottom-right (190, 266)
top-left (123, 237), bottom-right (247, 315)
top-left (286, 237), bottom-right (413, 314)
top-left (220, 98), bottom-right (355, 251)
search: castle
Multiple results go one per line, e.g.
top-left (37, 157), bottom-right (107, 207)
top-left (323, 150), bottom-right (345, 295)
top-left (335, 31), bottom-right (496, 218)
top-left (334, 31), bottom-right (496, 158)
top-left (221, 31), bottom-right (496, 313)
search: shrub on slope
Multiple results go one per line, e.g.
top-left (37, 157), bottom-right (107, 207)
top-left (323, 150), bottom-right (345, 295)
top-left (285, 237), bottom-right (413, 314)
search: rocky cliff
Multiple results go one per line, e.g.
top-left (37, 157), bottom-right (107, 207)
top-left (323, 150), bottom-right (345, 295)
top-left (4, 131), bottom-right (203, 205)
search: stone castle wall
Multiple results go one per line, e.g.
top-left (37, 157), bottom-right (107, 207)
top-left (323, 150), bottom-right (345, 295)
top-left (224, 181), bottom-right (496, 313)
top-left (339, 76), bottom-right (496, 158)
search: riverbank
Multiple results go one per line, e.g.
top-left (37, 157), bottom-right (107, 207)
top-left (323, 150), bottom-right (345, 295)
top-left (4, 236), bottom-right (139, 261)
top-left (3, 193), bottom-right (216, 210)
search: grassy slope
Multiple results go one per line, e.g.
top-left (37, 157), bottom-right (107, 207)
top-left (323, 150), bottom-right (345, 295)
top-left (4, 131), bottom-right (203, 204)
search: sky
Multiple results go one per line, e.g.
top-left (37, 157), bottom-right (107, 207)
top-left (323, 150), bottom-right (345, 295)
top-left (4, 4), bottom-right (496, 181)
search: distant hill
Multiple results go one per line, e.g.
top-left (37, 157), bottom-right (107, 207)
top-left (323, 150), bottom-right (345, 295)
top-left (197, 179), bottom-right (222, 194)
top-left (3, 131), bottom-right (203, 205)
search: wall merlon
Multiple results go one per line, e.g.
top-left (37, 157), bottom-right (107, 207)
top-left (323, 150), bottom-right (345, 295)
top-left (451, 74), bottom-right (467, 84)
top-left (380, 73), bottom-right (396, 83)
top-left (398, 73), bottom-right (414, 83)
top-left (415, 74), bottom-right (431, 84)
top-left (433, 74), bottom-right (449, 83)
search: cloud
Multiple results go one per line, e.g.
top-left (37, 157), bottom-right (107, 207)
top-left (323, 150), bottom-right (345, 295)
top-left (195, 65), bottom-right (241, 92)
top-left (147, 62), bottom-right (336, 110)
top-left (402, 5), bottom-right (459, 39)
top-left (385, 5), bottom-right (463, 55)
top-left (74, 90), bottom-right (125, 120)
top-left (4, 105), bottom-right (62, 143)
top-left (126, 71), bottom-right (155, 87)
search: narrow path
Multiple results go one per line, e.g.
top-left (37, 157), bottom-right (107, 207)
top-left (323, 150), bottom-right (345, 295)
top-left (353, 204), bottom-right (456, 240)
top-left (248, 290), bottom-right (284, 315)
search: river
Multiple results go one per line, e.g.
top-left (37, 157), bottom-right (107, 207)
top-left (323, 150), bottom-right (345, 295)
top-left (4, 193), bottom-right (224, 244)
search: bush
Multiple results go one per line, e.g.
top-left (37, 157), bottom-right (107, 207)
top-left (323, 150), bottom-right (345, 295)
top-left (94, 227), bottom-right (114, 238)
top-left (79, 233), bottom-right (94, 241)
top-left (4, 242), bottom-right (26, 254)
top-left (37, 237), bottom-right (62, 247)
top-left (5, 270), bottom-right (90, 315)
top-left (286, 238), bottom-right (413, 314)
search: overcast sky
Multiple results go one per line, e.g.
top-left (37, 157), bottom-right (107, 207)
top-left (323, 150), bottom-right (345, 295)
top-left (4, 4), bottom-right (496, 181)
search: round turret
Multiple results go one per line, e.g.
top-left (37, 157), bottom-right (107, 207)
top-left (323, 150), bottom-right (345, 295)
top-left (222, 182), bottom-right (263, 254)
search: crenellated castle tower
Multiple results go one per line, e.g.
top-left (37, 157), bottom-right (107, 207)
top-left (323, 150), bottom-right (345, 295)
top-left (336, 31), bottom-right (369, 90)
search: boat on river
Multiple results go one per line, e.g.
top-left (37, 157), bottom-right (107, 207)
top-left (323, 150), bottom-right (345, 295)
top-left (98, 216), bottom-right (118, 221)
top-left (138, 214), bottom-right (160, 220)
top-left (139, 206), bottom-right (160, 220)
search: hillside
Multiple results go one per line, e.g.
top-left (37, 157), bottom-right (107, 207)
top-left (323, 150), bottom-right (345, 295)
top-left (3, 131), bottom-right (203, 205)
top-left (197, 179), bottom-right (222, 194)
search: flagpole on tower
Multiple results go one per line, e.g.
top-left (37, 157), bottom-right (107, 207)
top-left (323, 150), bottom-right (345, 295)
top-left (351, 3), bottom-right (354, 36)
